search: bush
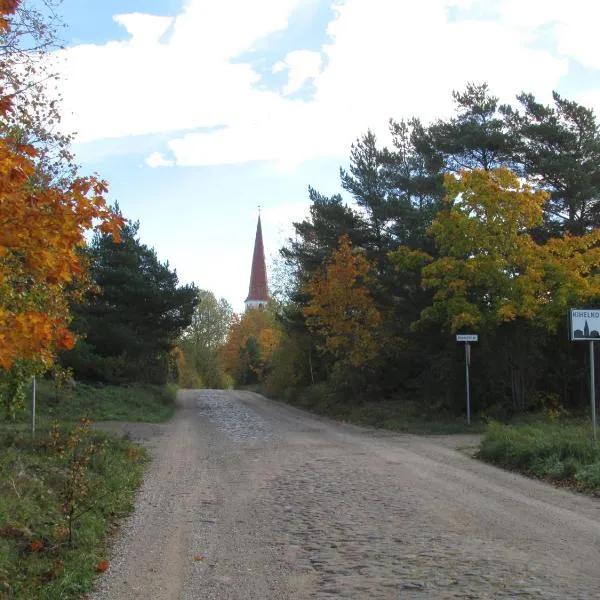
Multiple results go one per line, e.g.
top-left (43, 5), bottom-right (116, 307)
top-left (0, 424), bottom-right (148, 598)
top-left (479, 421), bottom-right (600, 491)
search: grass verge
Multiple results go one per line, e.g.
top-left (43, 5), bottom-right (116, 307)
top-left (17, 380), bottom-right (177, 426)
top-left (0, 421), bottom-right (148, 599)
top-left (0, 380), bottom-right (176, 598)
top-left (258, 384), bottom-right (485, 435)
top-left (479, 420), bottom-right (600, 494)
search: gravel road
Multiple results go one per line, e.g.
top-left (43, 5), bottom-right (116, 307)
top-left (90, 390), bottom-right (600, 599)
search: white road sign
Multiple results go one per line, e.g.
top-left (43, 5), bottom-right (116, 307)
top-left (570, 309), bottom-right (600, 341)
top-left (456, 334), bottom-right (478, 342)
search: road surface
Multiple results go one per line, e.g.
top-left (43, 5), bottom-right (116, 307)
top-left (91, 390), bottom-right (600, 599)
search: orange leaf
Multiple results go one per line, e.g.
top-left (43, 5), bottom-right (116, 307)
top-left (96, 560), bottom-right (109, 573)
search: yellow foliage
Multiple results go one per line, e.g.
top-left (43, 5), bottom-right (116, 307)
top-left (218, 307), bottom-right (281, 382)
top-left (0, 11), bottom-right (124, 371)
top-left (303, 234), bottom-right (382, 368)
top-left (417, 169), bottom-right (600, 333)
top-left (170, 346), bottom-right (203, 389)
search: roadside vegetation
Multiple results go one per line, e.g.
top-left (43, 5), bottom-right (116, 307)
top-left (0, 418), bottom-right (148, 599)
top-left (479, 420), bottom-right (600, 494)
top-left (0, 1), bottom-right (191, 594)
top-left (259, 385), bottom-right (485, 434)
top-left (27, 379), bottom-right (177, 425)
top-left (0, 381), bottom-right (177, 599)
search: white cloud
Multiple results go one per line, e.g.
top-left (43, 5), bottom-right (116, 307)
top-left (274, 49), bottom-right (322, 95)
top-left (56, 0), bottom-right (598, 170)
top-left (497, 0), bottom-right (600, 69)
top-left (55, 0), bottom-right (305, 142)
top-left (145, 151), bottom-right (174, 167)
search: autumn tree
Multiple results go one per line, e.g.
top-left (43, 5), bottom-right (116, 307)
top-left (218, 307), bottom-right (281, 385)
top-left (179, 289), bottom-right (233, 388)
top-left (170, 346), bottom-right (203, 389)
top-left (0, 2), bottom-right (123, 416)
top-left (0, 0), bottom-right (76, 185)
top-left (303, 234), bottom-right (382, 369)
top-left (416, 169), bottom-right (600, 332)
top-left (407, 168), bottom-right (600, 409)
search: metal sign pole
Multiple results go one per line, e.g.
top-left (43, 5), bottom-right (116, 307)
top-left (591, 341), bottom-right (596, 442)
top-left (569, 310), bottom-right (600, 440)
top-left (457, 334), bottom-right (477, 425)
top-left (32, 376), bottom-right (36, 439)
top-left (465, 342), bottom-right (471, 425)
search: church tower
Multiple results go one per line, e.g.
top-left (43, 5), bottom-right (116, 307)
top-left (245, 214), bottom-right (269, 311)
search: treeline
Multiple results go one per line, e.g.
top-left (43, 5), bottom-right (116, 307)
top-left (60, 210), bottom-right (199, 386)
top-left (221, 83), bottom-right (600, 418)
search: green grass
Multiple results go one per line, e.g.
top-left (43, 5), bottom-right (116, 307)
top-left (260, 384), bottom-right (485, 435)
top-left (339, 401), bottom-right (486, 434)
top-left (479, 420), bottom-right (600, 493)
top-left (0, 424), bottom-right (148, 599)
top-left (0, 380), bottom-right (177, 598)
top-left (14, 380), bottom-right (177, 426)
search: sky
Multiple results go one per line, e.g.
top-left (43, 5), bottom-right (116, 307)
top-left (44, 0), bottom-right (600, 312)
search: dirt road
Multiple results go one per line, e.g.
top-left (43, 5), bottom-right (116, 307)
top-left (91, 390), bottom-right (600, 599)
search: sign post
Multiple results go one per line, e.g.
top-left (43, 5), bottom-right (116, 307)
top-left (32, 376), bottom-right (36, 439)
top-left (456, 334), bottom-right (478, 425)
top-left (590, 342), bottom-right (596, 442)
top-left (569, 309), bottom-right (600, 441)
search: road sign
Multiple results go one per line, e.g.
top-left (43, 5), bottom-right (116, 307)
top-left (456, 334), bottom-right (478, 424)
top-left (569, 309), bottom-right (600, 341)
top-left (456, 334), bottom-right (478, 342)
top-left (569, 309), bottom-right (599, 441)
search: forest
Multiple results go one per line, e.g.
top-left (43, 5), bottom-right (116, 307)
top-left (218, 83), bottom-right (600, 421)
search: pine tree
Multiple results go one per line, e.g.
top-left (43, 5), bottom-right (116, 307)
top-left (501, 92), bottom-right (600, 236)
top-left (65, 216), bottom-right (197, 384)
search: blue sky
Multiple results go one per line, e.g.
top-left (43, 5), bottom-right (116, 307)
top-left (50, 0), bottom-right (600, 312)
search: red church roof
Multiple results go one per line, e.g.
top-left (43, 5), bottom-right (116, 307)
top-left (246, 215), bottom-right (269, 303)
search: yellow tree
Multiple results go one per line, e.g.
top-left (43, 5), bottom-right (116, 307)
top-left (218, 307), bottom-right (281, 384)
top-left (401, 168), bottom-right (600, 411)
top-left (413, 168), bottom-right (600, 333)
top-left (303, 234), bottom-right (381, 368)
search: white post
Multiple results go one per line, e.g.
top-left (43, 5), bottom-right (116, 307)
top-left (591, 341), bottom-right (596, 442)
top-left (465, 342), bottom-right (471, 425)
top-left (32, 376), bottom-right (36, 438)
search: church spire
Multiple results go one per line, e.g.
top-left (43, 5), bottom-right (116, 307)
top-left (245, 213), bottom-right (269, 310)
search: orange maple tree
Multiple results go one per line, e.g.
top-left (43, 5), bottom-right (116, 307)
top-left (0, 1), bottom-right (124, 372)
top-left (303, 234), bottom-right (381, 368)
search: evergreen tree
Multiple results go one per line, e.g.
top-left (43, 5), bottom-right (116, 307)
top-left (501, 91), bottom-right (600, 236)
top-left (65, 217), bottom-right (198, 384)
top-left (414, 82), bottom-right (515, 173)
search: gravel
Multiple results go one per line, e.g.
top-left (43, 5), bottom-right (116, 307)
top-left (90, 389), bottom-right (600, 599)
